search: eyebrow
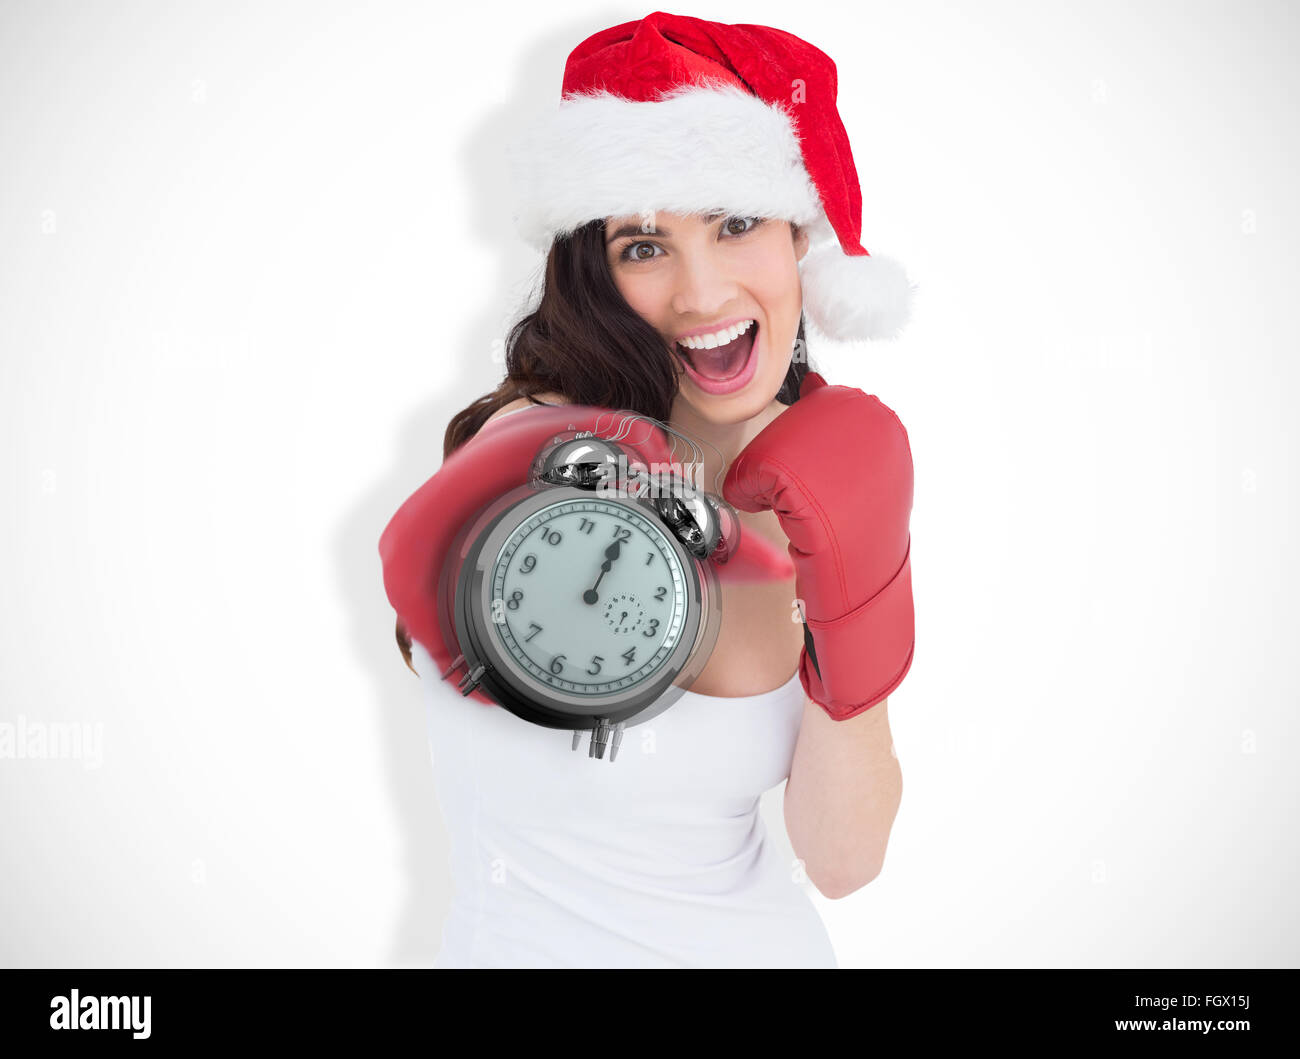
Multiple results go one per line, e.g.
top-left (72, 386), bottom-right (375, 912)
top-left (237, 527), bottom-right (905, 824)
top-left (605, 210), bottom-right (729, 246)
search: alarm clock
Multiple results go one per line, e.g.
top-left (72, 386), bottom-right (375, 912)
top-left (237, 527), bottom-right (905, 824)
top-left (437, 418), bottom-right (732, 763)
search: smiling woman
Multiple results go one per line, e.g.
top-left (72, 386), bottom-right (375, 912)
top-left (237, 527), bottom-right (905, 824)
top-left (382, 10), bottom-right (916, 970)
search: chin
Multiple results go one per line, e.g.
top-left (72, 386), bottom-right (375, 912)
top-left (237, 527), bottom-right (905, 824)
top-left (678, 372), bottom-right (786, 426)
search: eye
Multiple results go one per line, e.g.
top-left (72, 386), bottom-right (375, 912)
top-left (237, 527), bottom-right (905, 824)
top-left (616, 215), bottom-right (767, 264)
top-left (722, 215), bottom-right (765, 237)
top-left (620, 239), bottom-right (664, 263)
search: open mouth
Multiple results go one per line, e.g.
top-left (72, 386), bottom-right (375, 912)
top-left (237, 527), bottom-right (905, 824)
top-left (674, 320), bottom-right (759, 395)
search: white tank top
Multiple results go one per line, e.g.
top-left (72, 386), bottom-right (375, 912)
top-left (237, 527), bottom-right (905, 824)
top-left (410, 640), bottom-right (837, 968)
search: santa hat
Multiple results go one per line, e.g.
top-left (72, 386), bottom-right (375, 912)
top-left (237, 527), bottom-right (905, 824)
top-left (505, 11), bottom-right (915, 343)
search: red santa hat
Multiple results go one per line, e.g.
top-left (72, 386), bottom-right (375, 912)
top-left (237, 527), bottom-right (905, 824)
top-left (505, 11), bottom-right (915, 343)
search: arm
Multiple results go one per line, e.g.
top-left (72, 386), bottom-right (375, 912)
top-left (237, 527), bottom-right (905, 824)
top-left (722, 372), bottom-right (915, 898)
top-left (784, 695), bottom-right (903, 899)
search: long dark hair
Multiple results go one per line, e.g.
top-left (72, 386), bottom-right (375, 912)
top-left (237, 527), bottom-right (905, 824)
top-left (396, 217), bottom-right (815, 671)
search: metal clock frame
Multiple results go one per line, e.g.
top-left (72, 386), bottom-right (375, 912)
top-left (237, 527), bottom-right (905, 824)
top-left (451, 483), bottom-right (717, 734)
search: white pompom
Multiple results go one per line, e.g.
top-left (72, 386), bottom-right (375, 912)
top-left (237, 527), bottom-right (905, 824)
top-left (798, 242), bottom-right (916, 342)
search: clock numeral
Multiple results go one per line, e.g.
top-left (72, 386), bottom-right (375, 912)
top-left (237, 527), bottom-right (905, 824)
top-left (519, 553), bottom-right (537, 573)
top-left (654, 586), bottom-right (667, 601)
top-left (587, 655), bottom-right (603, 675)
top-left (621, 646), bottom-right (637, 666)
top-left (579, 517), bottom-right (595, 534)
top-left (544, 530), bottom-right (563, 546)
top-left (642, 618), bottom-right (659, 638)
top-left (612, 527), bottom-right (631, 544)
top-left (505, 589), bottom-right (523, 610)
top-left (645, 551), bottom-right (654, 565)
top-left (525, 622), bottom-right (542, 642)
top-left (550, 654), bottom-right (566, 675)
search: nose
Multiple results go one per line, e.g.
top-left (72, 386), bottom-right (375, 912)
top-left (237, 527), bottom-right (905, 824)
top-left (670, 245), bottom-right (740, 320)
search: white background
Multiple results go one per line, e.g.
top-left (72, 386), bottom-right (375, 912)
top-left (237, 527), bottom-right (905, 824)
top-left (1, 0), bottom-right (1296, 967)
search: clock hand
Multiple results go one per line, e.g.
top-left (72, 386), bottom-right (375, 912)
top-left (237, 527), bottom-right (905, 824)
top-left (583, 540), bottom-right (623, 604)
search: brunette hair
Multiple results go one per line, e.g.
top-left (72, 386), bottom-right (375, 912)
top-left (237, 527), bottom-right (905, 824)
top-left (395, 216), bottom-right (815, 671)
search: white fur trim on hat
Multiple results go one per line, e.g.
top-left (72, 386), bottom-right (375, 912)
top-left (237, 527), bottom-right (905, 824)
top-left (506, 80), bottom-right (915, 342)
top-left (506, 80), bottom-right (824, 252)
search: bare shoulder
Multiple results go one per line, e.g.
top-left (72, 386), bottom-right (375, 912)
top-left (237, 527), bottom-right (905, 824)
top-left (484, 391), bottom-right (571, 427)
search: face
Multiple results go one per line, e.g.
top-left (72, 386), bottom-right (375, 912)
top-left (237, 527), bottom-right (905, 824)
top-left (604, 210), bottom-right (810, 427)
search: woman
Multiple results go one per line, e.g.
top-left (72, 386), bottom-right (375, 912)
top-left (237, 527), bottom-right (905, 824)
top-left (380, 12), bottom-right (917, 968)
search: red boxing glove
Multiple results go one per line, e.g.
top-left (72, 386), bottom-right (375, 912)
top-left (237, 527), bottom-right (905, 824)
top-left (723, 372), bottom-right (915, 720)
top-left (379, 402), bottom-right (796, 705)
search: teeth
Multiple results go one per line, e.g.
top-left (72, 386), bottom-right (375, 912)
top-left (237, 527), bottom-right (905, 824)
top-left (677, 319), bottom-right (754, 351)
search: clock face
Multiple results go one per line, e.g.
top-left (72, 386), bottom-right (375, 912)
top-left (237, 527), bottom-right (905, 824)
top-left (488, 497), bottom-right (690, 697)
